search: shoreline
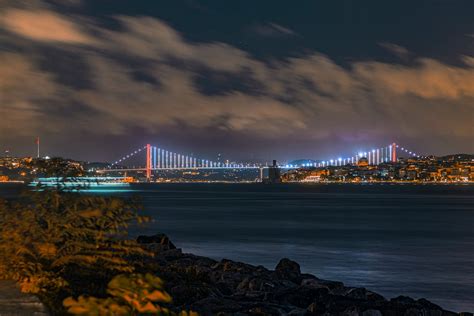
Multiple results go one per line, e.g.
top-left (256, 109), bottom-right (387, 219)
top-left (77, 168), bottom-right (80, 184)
top-left (1, 232), bottom-right (472, 315)
top-left (132, 233), bottom-right (472, 315)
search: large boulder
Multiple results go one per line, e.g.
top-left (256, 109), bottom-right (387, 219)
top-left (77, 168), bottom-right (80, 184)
top-left (301, 278), bottom-right (344, 292)
top-left (273, 286), bottom-right (329, 309)
top-left (331, 287), bottom-right (386, 302)
top-left (362, 309), bottom-right (383, 316)
top-left (130, 235), bottom-right (460, 316)
top-left (136, 233), bottom-right (177, 253)
top-left (275, 258), bottom-right (301, 283)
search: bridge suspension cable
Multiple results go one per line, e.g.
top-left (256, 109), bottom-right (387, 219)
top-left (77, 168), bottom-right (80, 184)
top-left (110, 145), bottom-right (147, 167)
top-left (290, 142), bottom-right (420, 168)
top-left (110, 144), bottom-right (254, 170)
top-left (109, 142), bottom-right (421, 171)
top-left (146, 144), bottom-right (251, 169)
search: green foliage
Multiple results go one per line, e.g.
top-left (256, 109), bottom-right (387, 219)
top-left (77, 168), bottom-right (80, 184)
top-left (0, 188), bottom-right (150, 296)
top-left (63, 273), bottom-right (191, 315)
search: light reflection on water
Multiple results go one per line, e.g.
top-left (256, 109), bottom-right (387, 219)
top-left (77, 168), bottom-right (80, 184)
top-left (83, 188), bottom-right (135, 193)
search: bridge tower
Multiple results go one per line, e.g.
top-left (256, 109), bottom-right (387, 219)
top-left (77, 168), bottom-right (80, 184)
top-left (146, 143), bottom-right (152, 182)
top-left (259, 167), bottom-right (264, 182)
top-left (391, 142), bottom-right (397, 162)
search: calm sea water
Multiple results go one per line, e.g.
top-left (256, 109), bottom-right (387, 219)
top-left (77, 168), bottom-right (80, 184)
top-left (1, 183), bottom-right (473, 311)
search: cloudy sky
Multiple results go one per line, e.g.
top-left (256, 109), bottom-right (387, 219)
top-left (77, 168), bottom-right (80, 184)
top-left (1, 0), bottom-right (473, 162)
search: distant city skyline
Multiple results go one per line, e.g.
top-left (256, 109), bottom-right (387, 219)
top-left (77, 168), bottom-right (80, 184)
top-left (1, 1), bottom-right (473, 161)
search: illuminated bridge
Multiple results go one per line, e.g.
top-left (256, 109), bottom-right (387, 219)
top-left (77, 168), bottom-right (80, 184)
top-left (99, 142), bottom-right (420, 180)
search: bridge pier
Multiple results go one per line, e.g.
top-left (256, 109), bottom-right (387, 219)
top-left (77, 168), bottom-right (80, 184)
top-left (392, 142), bottom-right (397, 162)
top-left (146, 144), bottom-right (152, 182)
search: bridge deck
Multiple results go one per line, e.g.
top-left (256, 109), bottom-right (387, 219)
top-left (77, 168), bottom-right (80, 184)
top-left (97, 167), bottom-right (270, 172)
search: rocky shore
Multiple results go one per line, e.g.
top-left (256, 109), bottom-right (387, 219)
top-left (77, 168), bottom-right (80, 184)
top-left (136, 234), bottom-right (471, 316)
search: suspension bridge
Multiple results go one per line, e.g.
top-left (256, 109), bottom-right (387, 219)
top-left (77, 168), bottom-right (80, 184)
top-left (98, 142), bottom-right (420, 181)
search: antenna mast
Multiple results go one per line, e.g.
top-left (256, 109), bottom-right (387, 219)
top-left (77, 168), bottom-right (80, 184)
top-left (36, 136), bottom-right (40, 158)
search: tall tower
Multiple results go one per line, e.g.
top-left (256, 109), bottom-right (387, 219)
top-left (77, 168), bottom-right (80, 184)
top-left (35, 136), bottom-right (40, 158)
top-left (391, 142), bottom-right (397, 162)
top-left (146, 144), bottom-right (152, 181)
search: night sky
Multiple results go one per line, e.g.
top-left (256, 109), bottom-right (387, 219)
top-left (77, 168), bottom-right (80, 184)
top-left (1, 0), bottom-right (473, 163)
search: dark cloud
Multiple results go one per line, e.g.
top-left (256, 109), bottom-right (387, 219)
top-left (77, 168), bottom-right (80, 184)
top-left (36, 46), bottom-right (94, 89)
top-left (193, 67), bottom-right (265, 96)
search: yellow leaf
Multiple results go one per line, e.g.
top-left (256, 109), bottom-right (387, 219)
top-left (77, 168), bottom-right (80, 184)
top-left (136, 301), bottom-right (159, 313)
top-left (67, 306), bottom-right (90, 314)
top-left (78, 209), bottom-right (102, 218)
top-left (63, 297), bottom-right (77, 306)
top-left (35, 243), bottom-right (57, 257)
top-left (147, 290), bottom-right (172, 303)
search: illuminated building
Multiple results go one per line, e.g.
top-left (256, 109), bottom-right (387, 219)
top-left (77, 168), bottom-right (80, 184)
top-left (358, 157), bottom-right (369, 167)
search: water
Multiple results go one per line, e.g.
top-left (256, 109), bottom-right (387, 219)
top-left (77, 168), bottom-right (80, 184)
top-left (1, 183), bottom-right (473, 311)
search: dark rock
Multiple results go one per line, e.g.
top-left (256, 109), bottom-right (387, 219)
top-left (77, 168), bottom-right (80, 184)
top-left (287, 308), bottom-right (309, 316)
top-left (275, 258), bottom-right (301, 283)
top-left (137, 233), bottom-right (176, 250)
top-left (245, 304), bottom-right (287, 316)
top-left (133, 234), bottom-right (463, 316)
top-left (301, 277), bottom-right (345, 293)
top-left (307, 302), bottom-right (318, 313)
top-left (390, 296), bottom-right (416, 306)
top-left (347, 288), bottom-right (370, 300)
top-left (300, 273), bottom-right (318, 280)
top-left (332, 287), bottom-right (386, 302)
top-left (316, 279), bottom-right (344, 290)
top-left (215, 281), bottom-right (233, 296)
top-left (366, 291), bottom-right (386, 302)
top-left (417, 298), bottom-right (442, 310)
top-left (214, 259), bottom-right (262, 274)
top-left (362, 309), bottom-right (383, 316)
top-left (301, 278), bottom-right (324, 289)
top-left (190, 297), bottom-right (243, 314)
top-left (237, 276), bottom-right (281, 294)
top-left (274, 286), bottom-right (329, 308)
top-left (404, 308), bottom-right (422, 316)
top-left (342, 306), bottom-right (360, 316)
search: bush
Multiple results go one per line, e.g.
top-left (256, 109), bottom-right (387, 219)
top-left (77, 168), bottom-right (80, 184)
top-left (0, 187), bottom-right (151, 312)
top-left (64, 273), bottom-right (197, 316)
